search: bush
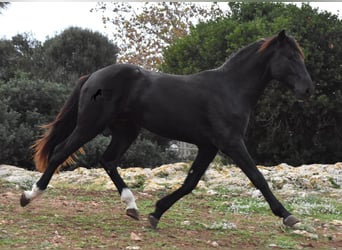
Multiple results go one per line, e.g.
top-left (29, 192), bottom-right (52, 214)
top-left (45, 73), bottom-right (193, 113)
top-left (0, 76), bottom-right (70, 168)
top-left (74, 133), bottom-right (179, 169)
top-left (121, 135), bottom-right (179, 168)
top-left (0, 75), bottom-right (178, 169)
top-left (75, 135), bottom-right (110, 169)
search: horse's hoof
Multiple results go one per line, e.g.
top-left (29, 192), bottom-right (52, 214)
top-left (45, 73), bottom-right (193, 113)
top-left (126, 209), bottom-right (139, 220)
top-left (283, 215), bottom-right (299, 227)
top-left (20, 193), bottom-right (30, 207)
top-left (148, 214), bottom-right (159, 230)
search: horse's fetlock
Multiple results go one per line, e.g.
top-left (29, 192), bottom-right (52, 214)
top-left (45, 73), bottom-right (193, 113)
top-left (121, 188), bottom-right (138, 210)
top-left (20, 183), bottom-right (43, 206)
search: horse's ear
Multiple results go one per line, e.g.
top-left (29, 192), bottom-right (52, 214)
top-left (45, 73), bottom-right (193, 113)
top-left (278, 30), bottom-right (287, 42)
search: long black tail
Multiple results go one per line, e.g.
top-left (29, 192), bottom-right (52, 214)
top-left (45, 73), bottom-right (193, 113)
top-left (33, 75), bottom-right (90, 172)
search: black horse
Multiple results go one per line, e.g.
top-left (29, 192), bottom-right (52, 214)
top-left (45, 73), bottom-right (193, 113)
top-left (21, 30), bottom-right (313, 229)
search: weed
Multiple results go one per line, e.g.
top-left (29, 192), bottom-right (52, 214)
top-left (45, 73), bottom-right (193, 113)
top-left (131, 175), bottom-right (146, 189)
top-left (156, 171), bottom-right (169, 178)
top-left (211, 195), bottom-right (269, 215)
top-left (0, 238), bottom-right (28, 247)
top-left (328, 177), bottom-right (340, 189)
top-left (269, 235), bottom-right (299, 249)
top-left (18, 177), bottom-right (36, 190)
top-left (287, 195), bottom-right (341, 220)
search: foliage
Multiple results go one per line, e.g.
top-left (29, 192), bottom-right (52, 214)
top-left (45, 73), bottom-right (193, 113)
top-left (161, 18), bottom-right (238, 74)
top-left (0, 29), bottom-right (122, 169)
top-left (0, 27), bottom-right (177, 169)
top-left (92, 2), bottom-right (227, 70)
top-left (120, 133), bottom-right (179, 168)
top-left (0, 2), bottom-right (9, 14)
top-left (0, 33), bottom-right (42, 81)
top-left (0, 27), bottom-right (118, 86)
top-left (72, 135), bottom-right (110, 169)
top-left (40, 27), bottom-right (118, 85)
top-left (75, 131), bottom-right (179, 169)
top-left (0, 73), bottom-right (177, 169)
top-left (1, 3), bottom-right (340, 168)
top-left (0, 76), bottom-right (70, 168)
top-left (161, 2), bottom-right (342, 165)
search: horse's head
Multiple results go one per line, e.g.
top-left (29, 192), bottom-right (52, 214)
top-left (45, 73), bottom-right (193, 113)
top-left (264, 30), bottom-right (314, 100)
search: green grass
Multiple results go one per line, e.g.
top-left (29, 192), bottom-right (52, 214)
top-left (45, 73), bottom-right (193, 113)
top-left (268, 235), bottom-right (299, 249)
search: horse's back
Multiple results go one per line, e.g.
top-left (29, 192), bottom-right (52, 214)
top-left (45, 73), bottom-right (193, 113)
top-left (78, 64), bottom-right (227, 146)
top-left (131, 71), bottom-right (222, 144)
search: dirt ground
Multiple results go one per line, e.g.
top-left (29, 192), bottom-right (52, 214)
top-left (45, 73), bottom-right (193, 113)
top-left (1, 181), bottom-right (341, 249)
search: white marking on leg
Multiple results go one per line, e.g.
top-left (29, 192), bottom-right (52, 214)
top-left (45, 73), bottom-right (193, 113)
top-left (121, 188), bottom-right (138, 210)
top-left (24, 183), bottom-right (43, 201)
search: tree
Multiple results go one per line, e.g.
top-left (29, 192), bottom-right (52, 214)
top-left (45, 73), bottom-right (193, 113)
top-left (92, 2), bottom-right (227, 70)
top-left (0, 27), bottom-right (118, 85)
top-left (0, 33), bottom-right (42, 81)
top-left (41, 27), bottom-right (118, 85)
top-left (161, 2), bottom-right (342, 165)
top-left (161, 18), bottom-right (238, 74)
top-left (0, 2), bottom-right (9, 14)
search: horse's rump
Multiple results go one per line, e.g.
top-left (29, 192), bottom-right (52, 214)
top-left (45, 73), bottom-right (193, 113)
top-left (33, 75), bottom-right (89, 173)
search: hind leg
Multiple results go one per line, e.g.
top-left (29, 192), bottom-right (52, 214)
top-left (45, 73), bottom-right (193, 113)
top-left (100, 123), bottom-right (140, 220)
top-left (20, 125), bottom-right (102, 207)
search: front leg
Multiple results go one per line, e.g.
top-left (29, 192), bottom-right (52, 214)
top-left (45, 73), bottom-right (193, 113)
top-left (220, 139), bottom-right (299, 227)
top-left (149, 146), bottom-right (218, 229)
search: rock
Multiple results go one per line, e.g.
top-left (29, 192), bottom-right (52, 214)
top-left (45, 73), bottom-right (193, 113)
top-left (211, 241), bottom-right (219, 247)
top-left (207, 221), bottom-right (237, 230)
top-left (330, 220), bottom-right (342, 226)
top-left (181, 220), bottom-right (191, 226)
top-left (270, 176), bottom-right (285, 189)
top-left (268, 243), bottom-right (278, 248)
top-left (130, 232), bottom-right (142, 241)
top-left (207, 240), bottom-right (219, 248)
top-left (250, 189), bottom-right (262, 199)
top-left (293, 230), bottom-right (319, 239)
top-left (1, 162), bottom-right (341, 200)
top-left (126, 246), bottom-right (140, 250)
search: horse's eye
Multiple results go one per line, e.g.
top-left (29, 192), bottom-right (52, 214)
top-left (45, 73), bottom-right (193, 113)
top-left (287, 54), bottom-right (296, 61)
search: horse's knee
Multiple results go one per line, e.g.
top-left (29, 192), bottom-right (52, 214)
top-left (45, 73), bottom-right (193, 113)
top-left (179, 183), bottom-right (196, 196)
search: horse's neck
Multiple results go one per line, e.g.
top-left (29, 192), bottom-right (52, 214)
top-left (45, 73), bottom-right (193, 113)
top-left (219, 47), bottom-right (272, 107)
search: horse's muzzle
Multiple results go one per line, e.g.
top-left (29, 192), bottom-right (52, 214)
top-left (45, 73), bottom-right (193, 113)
top-left (295, 83), bottom-right (314, 101)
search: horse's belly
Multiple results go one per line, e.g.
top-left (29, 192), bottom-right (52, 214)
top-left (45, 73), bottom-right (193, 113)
top-left (139, 108), bottom-right (211, 145)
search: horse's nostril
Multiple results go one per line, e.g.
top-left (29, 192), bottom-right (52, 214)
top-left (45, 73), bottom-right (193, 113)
top-left (305, 86), bottom-right (313, 96)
